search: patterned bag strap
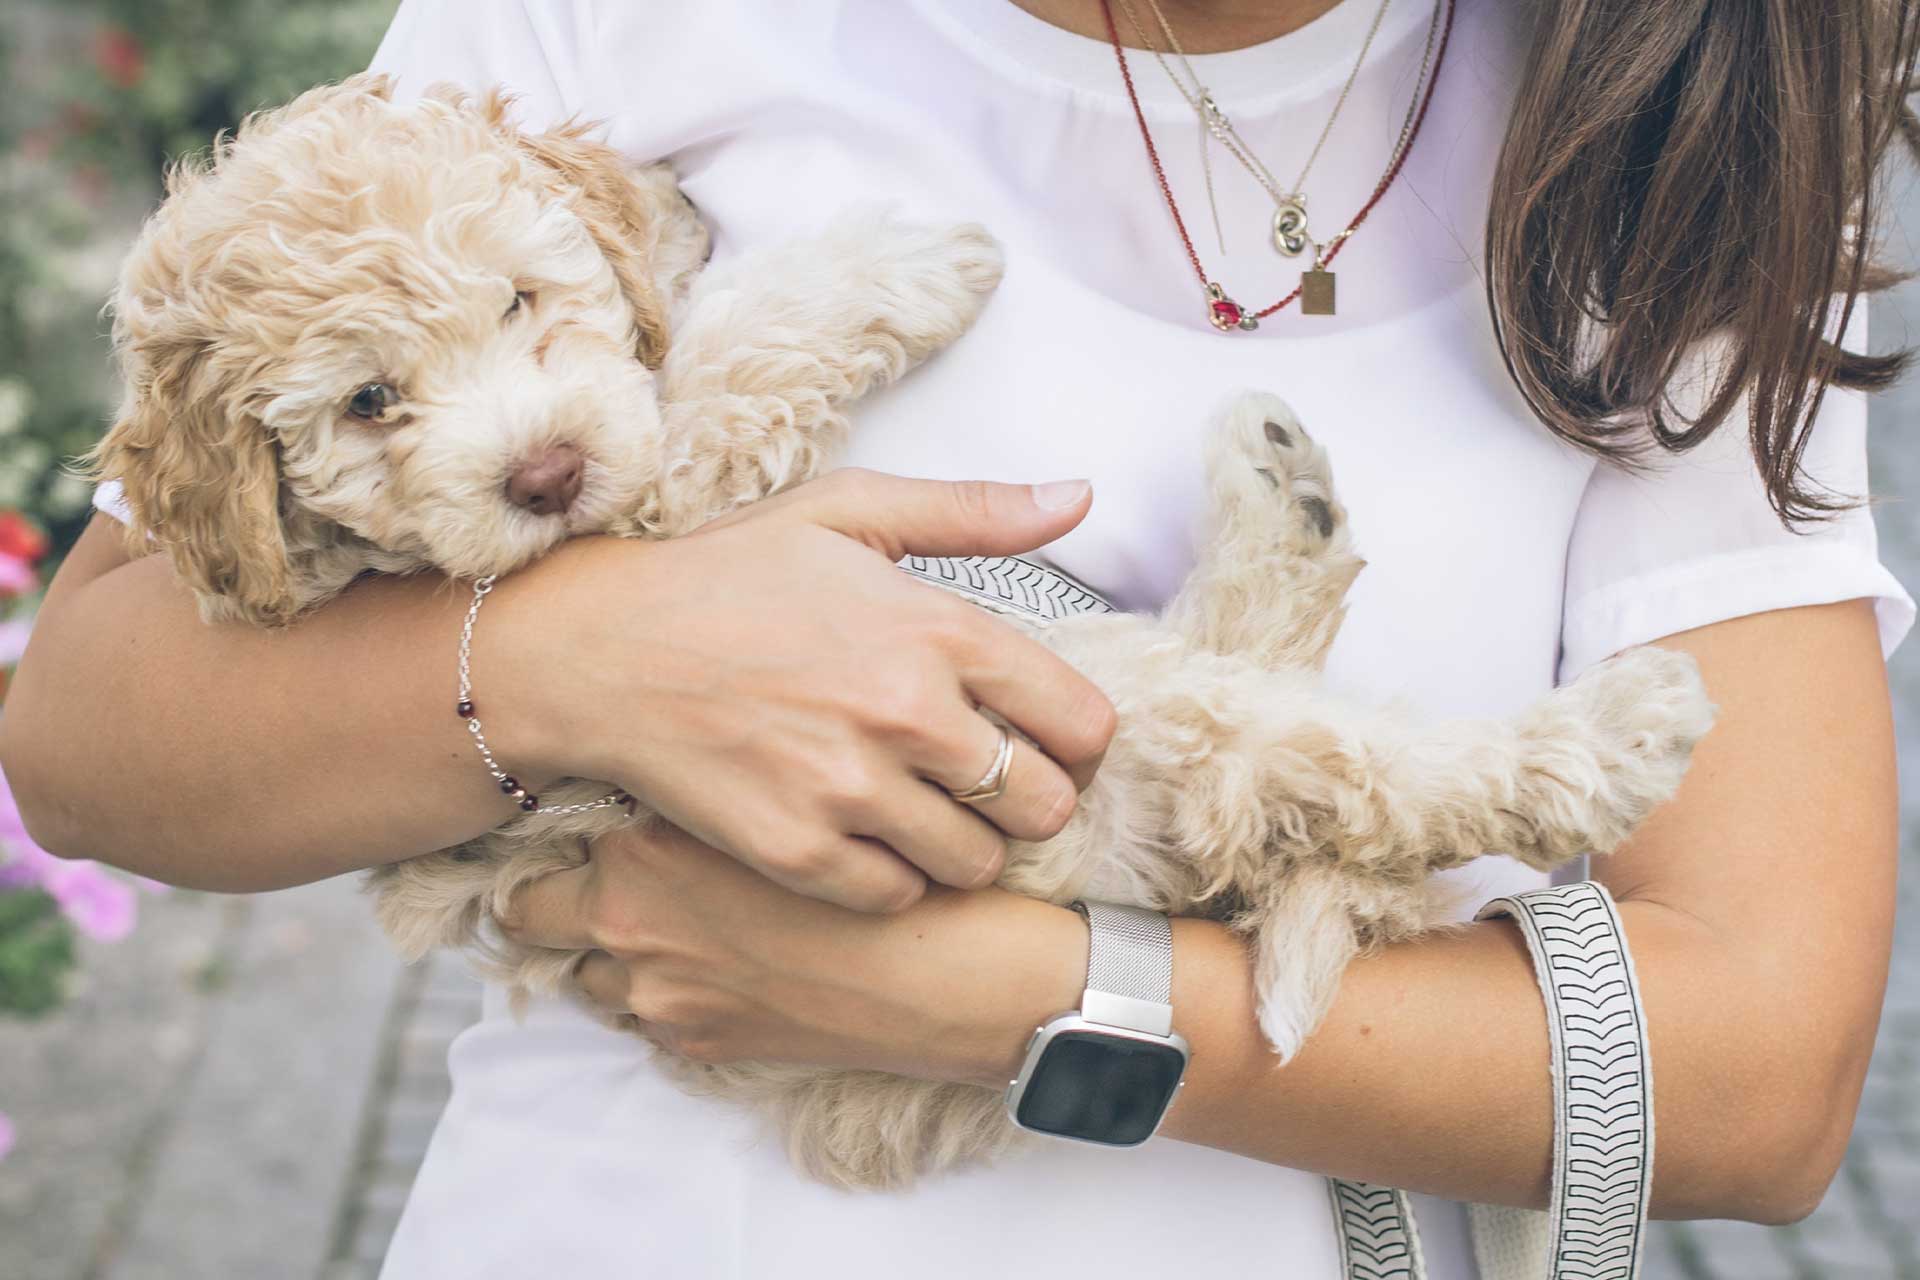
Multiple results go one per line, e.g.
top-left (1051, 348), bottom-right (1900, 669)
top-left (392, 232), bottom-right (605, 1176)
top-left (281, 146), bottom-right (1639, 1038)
top-left (897, 554), bottom-right (1116, 627)
top-left (1328, 1181), bottom-right (1427, 1280)
top-left (1468, 880), bottom-right (1655, 1280)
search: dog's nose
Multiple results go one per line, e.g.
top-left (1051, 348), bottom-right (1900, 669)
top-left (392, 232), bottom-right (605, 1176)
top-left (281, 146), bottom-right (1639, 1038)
top-left (506, 444), bottom-right (584, 515)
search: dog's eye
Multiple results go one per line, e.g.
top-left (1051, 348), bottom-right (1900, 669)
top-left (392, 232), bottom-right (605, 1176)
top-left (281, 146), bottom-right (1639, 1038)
top-left (346, 383), bottom-right (398, 420)
top-left (505, 289), bottom-right (536, 321)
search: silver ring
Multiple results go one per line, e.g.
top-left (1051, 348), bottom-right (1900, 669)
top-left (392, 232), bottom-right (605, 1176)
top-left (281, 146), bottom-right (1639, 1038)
top-left (948, 726), bottom-right (1014, 805)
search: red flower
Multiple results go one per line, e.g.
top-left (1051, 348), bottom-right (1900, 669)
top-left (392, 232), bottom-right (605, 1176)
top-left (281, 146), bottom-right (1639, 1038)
top-left (91, 24), bottom-right (146, 91)
top-left (0, 513), bottom-right (48, 566)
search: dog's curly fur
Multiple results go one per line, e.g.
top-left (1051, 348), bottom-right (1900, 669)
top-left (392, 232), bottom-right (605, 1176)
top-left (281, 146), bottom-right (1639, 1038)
top-left (92, 76), bottom-right (1716, 1190)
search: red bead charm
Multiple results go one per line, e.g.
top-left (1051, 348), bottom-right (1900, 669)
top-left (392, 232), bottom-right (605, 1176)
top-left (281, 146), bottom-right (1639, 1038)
top-left (456, 699), bottom-right (475, 718)
top-left (498, 776), bottom-right (519, 794)
top-left (1206, 283), bottom-right (1257, 332)
top-left (518, 794), bottom-right (540, 812)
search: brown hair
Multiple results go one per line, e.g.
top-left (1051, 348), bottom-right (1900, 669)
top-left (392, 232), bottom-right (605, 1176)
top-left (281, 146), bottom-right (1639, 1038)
top-left (1487, 0), bottom-right (1920, 524)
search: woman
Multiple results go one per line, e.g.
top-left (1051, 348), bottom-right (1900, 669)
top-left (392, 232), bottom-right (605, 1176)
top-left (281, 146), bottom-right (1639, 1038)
top-left (5, 0), bottom-right (1913, 1275)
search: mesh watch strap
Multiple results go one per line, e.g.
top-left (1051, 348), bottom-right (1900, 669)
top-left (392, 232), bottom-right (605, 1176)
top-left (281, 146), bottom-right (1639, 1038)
top-left (1071, 900), bottom-right (1174, 1036)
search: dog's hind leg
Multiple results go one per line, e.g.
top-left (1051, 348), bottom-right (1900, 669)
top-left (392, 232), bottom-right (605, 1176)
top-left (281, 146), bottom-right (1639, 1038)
top-left (1162, 392), bottom-right (1364, 673)
top-left (643, 214), bottom-right (1005, 535)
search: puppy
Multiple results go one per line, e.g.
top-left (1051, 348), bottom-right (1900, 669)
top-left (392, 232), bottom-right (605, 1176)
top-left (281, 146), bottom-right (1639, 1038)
top-left (92, 75), bottom-right (1714, 1189)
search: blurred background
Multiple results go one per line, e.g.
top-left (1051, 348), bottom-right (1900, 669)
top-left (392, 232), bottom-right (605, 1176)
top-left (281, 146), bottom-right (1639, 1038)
top-left (0, 4), bottom-right (1914, 1278)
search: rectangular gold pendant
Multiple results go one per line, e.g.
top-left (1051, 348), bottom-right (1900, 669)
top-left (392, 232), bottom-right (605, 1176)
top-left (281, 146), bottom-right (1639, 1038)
top-left (1301, 268), bottom-right (1336, 316)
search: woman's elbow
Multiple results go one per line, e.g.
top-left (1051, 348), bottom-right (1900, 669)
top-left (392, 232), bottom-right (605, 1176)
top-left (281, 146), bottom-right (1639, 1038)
top-left (1692, 1039), bottom-right (1871, 1226)
top-left (0, 715), bottom-right (101, 863)
top-left (1730, 1104), bottom-right (1853, 1226)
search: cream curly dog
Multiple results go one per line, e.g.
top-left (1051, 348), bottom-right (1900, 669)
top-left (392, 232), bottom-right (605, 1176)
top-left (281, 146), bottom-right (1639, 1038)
top-left (92, 75), bottom-right (1714, 1189)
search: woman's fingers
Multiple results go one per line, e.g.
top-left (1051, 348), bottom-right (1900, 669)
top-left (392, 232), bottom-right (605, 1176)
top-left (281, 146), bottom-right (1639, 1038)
top-left (855, 780), bottom-right (1007, 890)
top-left (913, 715), bottom-right (1079, 846)
top-left (750, 833), bottom-right (930, 915)
top-left (734, 468), bottom-right (1093, 562)
top-left (501, 859), bottom-right (598, 951)
top-left (943, 612), bottom-right (1116, 791)
top-left (573, 949), bottom-right (632, 1015)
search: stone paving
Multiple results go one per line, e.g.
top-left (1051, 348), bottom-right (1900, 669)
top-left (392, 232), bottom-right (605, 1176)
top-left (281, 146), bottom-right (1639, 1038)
top-left (322, 953), bottom-right (479, 1279)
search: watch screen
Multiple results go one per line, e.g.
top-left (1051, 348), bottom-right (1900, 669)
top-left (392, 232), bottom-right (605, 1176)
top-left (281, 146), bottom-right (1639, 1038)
top-left (1015, 1030), bottom-right (1185, 1145)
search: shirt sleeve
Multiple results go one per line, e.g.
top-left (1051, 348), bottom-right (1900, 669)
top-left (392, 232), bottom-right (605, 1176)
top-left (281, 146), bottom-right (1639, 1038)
top-left (1558, 309), bottom-right (1914, 682)
top-left (368, 0), bottom-right (592, 132)
top-left (90, 0), bottom-right (593, 527)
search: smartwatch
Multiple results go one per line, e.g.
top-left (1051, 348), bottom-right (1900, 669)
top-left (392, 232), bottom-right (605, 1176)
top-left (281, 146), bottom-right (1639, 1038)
top-left (1004, 900), bottom-right (1189, 1146)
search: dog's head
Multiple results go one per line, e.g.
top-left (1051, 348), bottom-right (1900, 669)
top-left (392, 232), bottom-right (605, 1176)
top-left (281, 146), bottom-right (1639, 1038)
top-left (89, 74), bottom-right (709, 625)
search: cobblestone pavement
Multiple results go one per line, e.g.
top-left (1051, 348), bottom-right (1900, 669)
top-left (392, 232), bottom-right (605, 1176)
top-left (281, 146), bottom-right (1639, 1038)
top-left (322, 953), bottom-right (479, 1279)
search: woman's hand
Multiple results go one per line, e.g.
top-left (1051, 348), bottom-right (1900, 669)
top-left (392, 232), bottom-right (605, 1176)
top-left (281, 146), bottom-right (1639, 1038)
top-left (502, 819), bottom-right (1088, 1086)
top-left (484, 469), bottom-right (1118, 914)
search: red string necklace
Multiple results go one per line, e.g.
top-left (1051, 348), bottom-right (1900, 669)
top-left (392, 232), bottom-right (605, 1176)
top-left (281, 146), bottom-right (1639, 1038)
top-left (1100, 0), bottom-right (1457, 331)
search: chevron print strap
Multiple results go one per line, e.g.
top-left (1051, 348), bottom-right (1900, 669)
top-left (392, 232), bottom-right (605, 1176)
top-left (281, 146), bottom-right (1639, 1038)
top-left (897, 555), bottom-right (1116, 627)
top-left (1475, 881), bottom-right (1654, 1280)
top-left (1328, 1181), bottom-right (1426, 1280)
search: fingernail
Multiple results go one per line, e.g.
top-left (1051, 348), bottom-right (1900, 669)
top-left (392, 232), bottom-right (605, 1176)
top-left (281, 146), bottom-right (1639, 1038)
top-left (1031, 479), bottom-right (1090, 511)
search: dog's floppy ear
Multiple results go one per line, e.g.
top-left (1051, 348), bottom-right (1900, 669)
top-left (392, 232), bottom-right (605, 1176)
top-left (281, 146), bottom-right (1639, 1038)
top-left (486, 96), bottom-right (707, 369)
top-left (85, 333), bottom-right (298, 627)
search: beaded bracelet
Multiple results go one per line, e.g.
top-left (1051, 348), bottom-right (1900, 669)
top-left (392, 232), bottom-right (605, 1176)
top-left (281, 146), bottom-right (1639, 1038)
top-left (456, 575), bottom-right (633, 818)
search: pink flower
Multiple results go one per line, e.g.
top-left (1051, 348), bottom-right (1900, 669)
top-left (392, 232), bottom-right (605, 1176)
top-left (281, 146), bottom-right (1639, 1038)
top-left (0, 554), bottom-right (36, 598)
top-left (42, 861), bottom-right (137, 941)
top-left (0, 765), bottom-right (153, 941)
top-left (0, 620), bottom-right (32, 666)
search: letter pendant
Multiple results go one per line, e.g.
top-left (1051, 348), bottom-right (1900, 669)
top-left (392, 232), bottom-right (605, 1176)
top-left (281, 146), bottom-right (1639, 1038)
top-left (1301, 267), bottom-right (1336, 316)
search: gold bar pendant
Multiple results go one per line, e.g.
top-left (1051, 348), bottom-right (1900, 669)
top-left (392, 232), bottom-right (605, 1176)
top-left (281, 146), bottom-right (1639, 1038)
top-left (1301, 268), bottom-right (1336, 316)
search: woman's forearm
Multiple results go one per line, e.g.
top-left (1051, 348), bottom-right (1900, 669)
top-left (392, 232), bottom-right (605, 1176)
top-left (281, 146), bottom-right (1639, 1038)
top-left (4, 475), bottom-right (1114, 903)
top-left (905, 892), bottom-right (1834, 1224)
top-left (1152, 905), bottom-right (1821, 1222)
top-left (0, 520), bottom-right (568, 890)
top-left (945, 602), bottom-right (1894, 1225)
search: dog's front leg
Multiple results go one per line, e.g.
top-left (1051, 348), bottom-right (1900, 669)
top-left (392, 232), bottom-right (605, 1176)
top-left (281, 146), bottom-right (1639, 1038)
top-left (644, 213), bottom-right (1004, 534)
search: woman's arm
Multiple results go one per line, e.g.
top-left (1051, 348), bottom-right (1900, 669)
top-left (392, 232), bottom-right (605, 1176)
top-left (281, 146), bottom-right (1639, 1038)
top-left (0, 472), bottom-right (1116, 906)
top-left (2, 516), bottom-right (515, 890)
top-left (511, 597), bottom-right (1895, 1223)
top-left (1158, 598), bottom-right (1895, 1223)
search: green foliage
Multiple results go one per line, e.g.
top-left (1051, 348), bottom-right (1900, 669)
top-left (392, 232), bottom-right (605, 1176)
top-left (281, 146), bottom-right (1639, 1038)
top-left (0, 889), bottom-right (77, 1018)
top-left (0, 1), bottom-right (397, 562)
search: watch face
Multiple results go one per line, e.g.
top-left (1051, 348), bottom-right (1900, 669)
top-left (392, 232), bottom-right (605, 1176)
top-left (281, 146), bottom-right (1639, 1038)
top-left (1013, 1029), bottom-right (1186, 1145)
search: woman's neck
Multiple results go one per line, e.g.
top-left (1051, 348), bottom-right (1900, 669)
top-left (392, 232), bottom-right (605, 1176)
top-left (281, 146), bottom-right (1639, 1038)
top-left (1008, 0), bottom-right (1348, 53)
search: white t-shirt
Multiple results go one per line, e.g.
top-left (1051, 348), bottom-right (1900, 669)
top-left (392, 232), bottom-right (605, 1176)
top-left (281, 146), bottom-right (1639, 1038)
top-left (99, 0), bottom-right (1914, 1275)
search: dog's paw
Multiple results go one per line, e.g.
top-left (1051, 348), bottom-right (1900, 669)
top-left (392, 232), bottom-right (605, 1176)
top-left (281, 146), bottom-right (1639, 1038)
top-left (852, 216), bottom-right (1005, 355)
top-left (1255, 989), bottom-right (1313, 1064)
top-left (1548, 646), bottom-right (1717, 850)
top-left (917, 220), bottom-right (1006, 301)
top-left (1209, 391), bottom-right (1346, 557)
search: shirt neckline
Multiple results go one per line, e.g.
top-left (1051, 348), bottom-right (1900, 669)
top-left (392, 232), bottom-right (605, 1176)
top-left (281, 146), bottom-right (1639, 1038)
top-left (906, 0), bottom-right (1436, 115)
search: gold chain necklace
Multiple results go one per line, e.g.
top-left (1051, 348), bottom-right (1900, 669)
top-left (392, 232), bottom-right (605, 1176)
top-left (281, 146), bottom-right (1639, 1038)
top-left (1101, 0), bottom-right (1454, 323)
top-left (1117, 0), bottom-right (1396, 260)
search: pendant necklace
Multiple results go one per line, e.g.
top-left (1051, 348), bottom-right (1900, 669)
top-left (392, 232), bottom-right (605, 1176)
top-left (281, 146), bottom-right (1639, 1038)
top-left (1100, 0), bottom-right (1455, 329)
top-left (1115, 0), bottom-right (1393, 262)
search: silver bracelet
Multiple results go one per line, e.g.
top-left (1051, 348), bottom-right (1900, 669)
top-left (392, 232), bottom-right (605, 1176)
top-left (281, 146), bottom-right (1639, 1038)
top-left (455, 575), bottom-right (633, 819)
